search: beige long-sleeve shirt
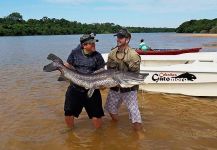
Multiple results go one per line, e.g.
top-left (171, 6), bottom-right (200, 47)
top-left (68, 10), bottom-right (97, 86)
top-left (107, 46), bottom-right (141, 73)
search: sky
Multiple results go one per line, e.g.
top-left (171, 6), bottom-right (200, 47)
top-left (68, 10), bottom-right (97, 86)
top-left (0, 0), bottom-right (217, 28)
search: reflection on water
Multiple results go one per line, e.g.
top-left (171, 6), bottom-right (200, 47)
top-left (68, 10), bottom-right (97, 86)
top-left (0, 33), bottom-right (217, 150)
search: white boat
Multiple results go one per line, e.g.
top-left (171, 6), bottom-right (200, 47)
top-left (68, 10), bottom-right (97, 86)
top-left (102, 52), bottom-right (217, 67)
top-left (140, 52), bottom-right (217, 67)
top-left (140, 61), bottom-right (217, 97)
top-left (102, 52), bottom-right (217, 97)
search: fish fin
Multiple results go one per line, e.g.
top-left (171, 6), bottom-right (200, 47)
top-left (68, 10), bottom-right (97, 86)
top-left (112, 75), bottom-right (125, 85)
top-left (87, 88), bottom-right (95, 98)
top-left (57, 75), bottom-right (67, 81)
top-left (119, 84), bottom-right (132, 88)
top-left (47, 53), bottom-right (64, 65)
top-left (93, 68), bottom-right (106, 74)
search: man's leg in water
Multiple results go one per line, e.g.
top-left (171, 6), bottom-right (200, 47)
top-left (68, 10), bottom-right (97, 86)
top-left (84, 89), bottom-right (104, 129)
top-left (105, 90), bottom-right (123, 122)
top-left (65, 116), bottom-right (74, 128)
top-left (122, 91), bottom-right (143, 130)
top-left (64, 86), bottom-right (83, 129)
top-left (109, 113), bottom-right (119, 121)
top-left (92, 117), bottom-right (102, 129)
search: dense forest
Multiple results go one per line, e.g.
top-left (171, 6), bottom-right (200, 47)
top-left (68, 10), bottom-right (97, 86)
top-left (176, 18), bottom-right (217, 33)
top-left (0, 12), bottom-right (175, 36)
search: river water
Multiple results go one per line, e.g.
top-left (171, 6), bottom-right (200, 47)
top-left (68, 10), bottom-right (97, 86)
top-left (0, 33), bottom-right (217, 150)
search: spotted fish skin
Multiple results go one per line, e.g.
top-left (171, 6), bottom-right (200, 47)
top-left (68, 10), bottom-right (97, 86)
top-left (43, 53), bottom-right (148, 97)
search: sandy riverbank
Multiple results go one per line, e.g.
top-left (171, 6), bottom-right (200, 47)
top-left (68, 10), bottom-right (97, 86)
top-left (177, 33), bottom-right (217, 38)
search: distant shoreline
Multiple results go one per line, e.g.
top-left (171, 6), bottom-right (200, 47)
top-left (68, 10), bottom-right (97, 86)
top-left (177, 33), bottom-right (217, 38)
top-left (0, 12), bottom-right (175, 36)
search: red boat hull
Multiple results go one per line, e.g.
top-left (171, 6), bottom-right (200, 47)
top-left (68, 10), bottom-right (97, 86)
top-left (136, 48), bottom-right (201, 55)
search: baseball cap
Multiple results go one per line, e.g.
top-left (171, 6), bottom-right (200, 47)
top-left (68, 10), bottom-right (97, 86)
top-left (114, 28), bottom-right (131, 38)
top-left (80, 33), bottom-right (99, 44)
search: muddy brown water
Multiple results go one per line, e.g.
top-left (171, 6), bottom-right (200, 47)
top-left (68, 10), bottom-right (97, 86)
top-left (0, 66), bottom-right (217, 150)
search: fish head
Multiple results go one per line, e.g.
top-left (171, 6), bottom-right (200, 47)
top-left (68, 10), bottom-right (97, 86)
top-left (116, 72), bottom-right (148, 85)
top-left (126, 72), bottom-right (147, 80)
top-left (43, 62), bottom-right (62, 72)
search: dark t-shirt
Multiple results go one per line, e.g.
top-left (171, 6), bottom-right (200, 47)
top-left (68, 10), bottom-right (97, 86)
top-left (67, 44), bottom-right (105, 74)
top-left (67, 44), bottom-right (105, 91)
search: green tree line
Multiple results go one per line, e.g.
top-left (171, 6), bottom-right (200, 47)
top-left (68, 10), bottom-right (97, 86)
top-left (176, 18), bottom-right (217, 33)
top-left (0, 12), bottom-right (175, 36)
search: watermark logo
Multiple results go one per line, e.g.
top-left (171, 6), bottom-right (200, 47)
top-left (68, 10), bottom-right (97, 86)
top-left (152, 72), bottom-right (197, 83)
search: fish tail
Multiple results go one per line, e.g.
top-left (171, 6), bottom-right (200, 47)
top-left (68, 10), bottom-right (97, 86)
top-left (43, 62), bottom-right (59, 72)
top-left (47, 53), bottom-right (64, 65)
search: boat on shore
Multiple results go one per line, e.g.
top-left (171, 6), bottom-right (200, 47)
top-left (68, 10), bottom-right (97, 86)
top-left (136, 47), bottom-right (201, 55)
top-left (140, 52), bottom-right (217, 67)
top-left (102, 52), bottom-right (217, 67)
top-left (140, 61), bottom-right (217, 97)
top-left (102, 52), bottom-right (217, 97)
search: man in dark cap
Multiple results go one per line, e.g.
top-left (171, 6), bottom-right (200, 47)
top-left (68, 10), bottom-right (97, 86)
top-left (64, 33), bottom-right (105, 129)
top-left (105, 28), bottom-right (143, 131)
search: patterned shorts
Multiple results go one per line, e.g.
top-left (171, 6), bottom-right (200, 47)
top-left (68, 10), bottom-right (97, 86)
top-left (104, 90), bottom-right (142, 123)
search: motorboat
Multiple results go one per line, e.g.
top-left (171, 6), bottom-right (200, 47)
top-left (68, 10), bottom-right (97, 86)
top-left (102, 52), bottom-right (217, 96)
top-left (136, 47), bottom-right (201, 55)
top-left (140, 61), bottom-right (217, 97)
